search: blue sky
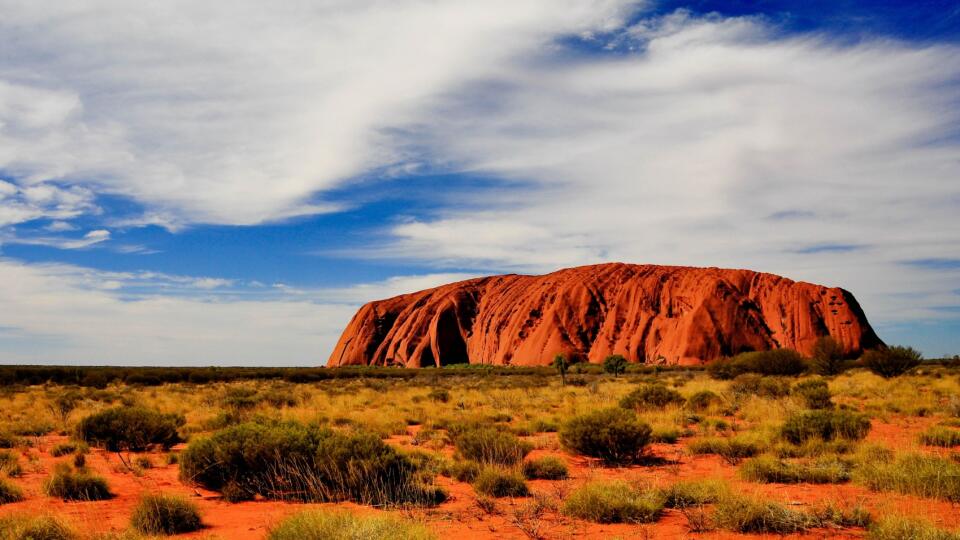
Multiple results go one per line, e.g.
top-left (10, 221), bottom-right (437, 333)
top-left (0, 0), bottom-right (958, 365)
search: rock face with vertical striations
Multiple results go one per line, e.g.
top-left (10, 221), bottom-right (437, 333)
top-left (327, 263), bottom-right (883, 367)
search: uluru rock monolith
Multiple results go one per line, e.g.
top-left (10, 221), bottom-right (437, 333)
top-left (328, 263), bottom-right (882, 367)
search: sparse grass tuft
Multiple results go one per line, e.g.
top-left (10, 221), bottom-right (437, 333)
top-left (687, 435), bottom-right (764, 463)
top-left (780, 409), bottom-right (871, 444)
top-left (0, 478), bottom-right (24, 504)
top-left (267, 510), bottom-right (436, 540)
top-left (867, 516), bottom-right (960, 540)
top-left (130, 493), bottom-right (203, 535)
top-left (522, 456), bottom-right (568, 480)
top-left (454, 428), bottom-right (532, 466)
top-left (712, 493), bottom-right (809, 533)
top-left (854, 452), bottom-right (960, 502)
top-left (473, 467), bottom-right (529, 498)
top-left (42, 463), bottom-right (112, 501)
top-left (0, 513), bottom-right (77, 540)
top-left (562, 481), bottom-right (664, 523)
top-left (920, 427), bottom-right (960, 447)
top-left (740, 455), bottom-right (851, 484)
top-left (660, 479), bottom-right (729, 508)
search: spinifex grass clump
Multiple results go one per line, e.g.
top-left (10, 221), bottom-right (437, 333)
top-left (562, 481), bottom-right (664, 523)
top-left (267, 510), bottom-right (436, 540)
top-left (180, 420), bottom-right (443, 506)
top-left (619, 384), bottom-right (684, 411)
top-left (919, 426), bottom-right (960, 447)
top-left (854, 452), bottom-right (960, 502)
top-left (43, 463), bottom-right (111, 501)
top-left (76, 407), bottom-right (184, 451)
top-left (0, 451), bottom-right (20, 478)
top-left (793, 379), bottom-right (834, 409)
top-left (740, 455), bottom-right (851, 484)
top-left (522, 456), bottom-right (568, 480)
top-left (559, 408), bottom-right (651, 465)
top-left (867, 516), bottom-right (960, 540)
top-left (712, 493), bottom-right (810, 534)
top-left (472, 467), bottom-right (529, 498)
top-left (659, 479), bottom-right (729, 508)
top-left (0, 478), bottom-right (23, 504)
top-left (130, 493), bottom-right (203, 535)
top-left (0, 514), bottom-right (77, 540)
top-left (453, 427), bottom-right (532, 466)
top-left (780, 410), bottom-right (871, 444)
top-left (687, 435), bottom-right (764, 464)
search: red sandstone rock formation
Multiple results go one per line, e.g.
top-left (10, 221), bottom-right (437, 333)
top-left (328, 263), bottom-right (883, 367)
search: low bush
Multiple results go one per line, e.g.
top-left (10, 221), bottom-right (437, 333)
top-left (562, 481), bottom-right (664, 523)
top-left (454, 428), bottom-right (532, 466)
top-left (0, 478), bottom-right (23, 504)
top-left (686, 390), bottom-right (721, 411)
top-left (730, 374), bottom-right (792, 398)
top-left (810, 336), bottom-right (846, 376)
top-left (0, 514), bottom-right (77, 540)
top-left (919, 427), bottom-right (960, 447)
top-left (50, 441), bottom-right (88, 457)
top-left (854, 453), bottom-right (960, 502)
top-left (740, 455), bottom-right (851, 484)
top-left (522, 456), bottom-right (568, 480)
top-left (76, 407), bottom-right (184, 451)
top-left (650, 427), bottom-right (680, 444)
top-left (130, 493), bottom-right (203, 535)
top-left (862, 346), bottom-right (922, 378)
top-left (444, 460), bottom-right (481, 483)
top-left (793, 379), bottom-right (833, 409)
top-left (660, 479), bottom-right (728, 508)
top-left (472, 468), bottom-right (528, 498)
top-left (687, 436), bottom-right (764, 463)
top-left (180, 421), bottom-right (440, 505)
top-left (43, 463), bottom-right (111, 501)
top-left (712, 493), bottom-right (809, 533)
top-left (708, 349), bottom-right (807, 379)
top-left (867, 516), bottom-right (960, 540)
top-left (780, 410), bottom-right (871, 444)
top-left (267, 510), bottom-right (436, 540)
top-left (0, 451), bottom-right (20, 478)
top-left (559, 408), bottom-right (651, 465)
top-left (619, 384), bottom-right (684, 411)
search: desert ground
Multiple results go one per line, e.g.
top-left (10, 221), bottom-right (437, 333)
top-left (1, 353), bottom-right (959, 539)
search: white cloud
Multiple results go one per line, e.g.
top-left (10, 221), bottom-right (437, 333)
top-left (0, 0), bottom-right (634, 225)
top-left (382, 13), bottom-right (960, 326)
top-left (2, 228), bottom-right (111, 250)
top-left (0, 180), bottom-right (97, 227)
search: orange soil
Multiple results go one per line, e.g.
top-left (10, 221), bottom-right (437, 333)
top-left (1, 418), bottom-right (958, 540)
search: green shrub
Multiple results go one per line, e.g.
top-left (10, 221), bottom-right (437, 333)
top-left (0, 451), bottom-right (20, 478)
top-left (686, 390), bottom-right (721, 411)
top-left (50, 441), bottom-right (88, 458)
top-left (267, 510), bottom-right (436, 540)
top-left (855, 453), bottom-right (960, 502)
top-left (603, 354), bottom-right (627, 377)
top-left (811, 337), bottom-right (846, 376)
top-left (660, 479), bottom-right (728, 508)
top-left (867, 516), bottom-right (960, 540)
top-left (0, 514), bottom-right (77, 540)
top-left (179, 421), bottom-right (439, 505)
top-left (793, 379), bottom-right (833, 409)
top-left (713, 493), bottom-right (810, 533)
top-left (444, 460), bottom-right (481, 483)
top-left (687, 436), bottom-right (763, 463)
top-left (919, 427), bottom-right (960, 447)
top-left (76, 407), bottom-right (184, 451)
top-left (619, 384), bottom-right (684, 411)
top-left (862, 346), bottom-right (922, 378)
top-left (740, 455), bottom-right (850, 484)
top-left (43, 463), bottom-right (111, 501)
top-left (0, 478), bottom-right (23, 504)
top-left (522, 456), bottom-right (568, 480)
top-left (562, 481), bottom-right (664, 523)
top-left (730, 374), bottom-right (792, 398)
top-left (130, 493), bottom-right (203, 535)
top-left (650, 427), bottom-right (680, 444)
top-left (780, 410), bottom-right (871, 444)
top-left (472, 468), bottom-right (528, 498)
top-left (709, 349), bottom-right (807, 379)
top-left (454, 428), bottom-right (532, 466)
top-left (559, 408), bottom-right (651, 465)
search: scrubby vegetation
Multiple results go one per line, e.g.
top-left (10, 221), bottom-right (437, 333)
top-left (559, 408), bottom-right (651, 464)
top-left (472, 467), bottom-right (529, 498)
top-left (0, 478), bottom-right (23, 504)
top-left (267, 510), bottom-right (435, 540)
top-left (708, 349), bottom-right (808, 379)
top-left (130, 493), bottom-right (203, 535)
top-left (854, 452), bottom-right (960, 502)
top-left (0, 514), bottom-right (77, 540)
top-left (862, 346), bottom-right (922, 378)
top-left (453, 427), bottom-right (531, 465)
top-left (180, 420), bottom-right (443, 505)
top-left (522, 456), bottom-right (568, 480)
top-left (619, 384), bottom-right (684, 410)
top-left (780, 409), bottom-right (871, 444)
top-left (740, 455), bottom-right (851, 484)
top-left (562, 481), bottom-right (664, 523)
top-left (867, 516), bottom-right (960, 540)
top-left (919, 426), bottom-right (960, 447)
top-left (712, 493), bottom-right (810, 533)
top-left (43, 463), bottom-right (111, 501)
top-left (76, 407), bottom-right (184, 451)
